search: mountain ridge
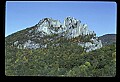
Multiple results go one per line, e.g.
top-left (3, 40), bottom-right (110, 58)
top-left (6, 16), bottom-right (103, 52)
top-left (5, 17), bottom-right (116, 76)
top-left (98, 34), bottom-right (116, 46)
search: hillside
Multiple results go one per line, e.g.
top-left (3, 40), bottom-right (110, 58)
top-left (98, 34), bottom-right (116, 46)
top-left (5, 40), bottom-right (116, 76)
top-left (5, 17), bottom-right (116, 76)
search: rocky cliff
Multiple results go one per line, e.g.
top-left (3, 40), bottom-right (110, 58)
top-left (6, 16), bottom-right (103, 52)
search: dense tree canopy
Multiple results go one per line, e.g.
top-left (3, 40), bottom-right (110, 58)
top-left (5, 38), bottom-right (116, 76)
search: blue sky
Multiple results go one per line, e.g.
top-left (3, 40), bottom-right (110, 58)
top-left (5, 1), bottom-right (117, 37)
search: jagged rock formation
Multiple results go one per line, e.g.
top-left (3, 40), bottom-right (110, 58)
top-left (36, 18), bottom-right (63, 35)
top-left (78, 38), bottom-right (102, 52)
top-left (12, 16), bottom-right (102, 52)
top-left (64, 16), bottom-right (96, 39)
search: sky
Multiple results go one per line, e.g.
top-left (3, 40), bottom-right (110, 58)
top-left (5, 1), bottom-right (117, 37)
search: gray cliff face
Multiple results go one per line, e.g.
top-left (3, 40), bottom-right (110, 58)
top-left (36, 18), bottom-right (63, 35)
top-left (63, 16), bottom-right (95, 39)
top-left (13, 17), bottom-right (102, 52)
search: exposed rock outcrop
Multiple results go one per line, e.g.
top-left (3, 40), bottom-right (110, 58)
top-left (13, 17), bottom-right (102, 52)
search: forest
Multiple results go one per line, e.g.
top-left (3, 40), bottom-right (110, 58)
top-left (5, 38), bottom-right (116, 76)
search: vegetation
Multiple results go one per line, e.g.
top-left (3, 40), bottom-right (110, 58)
top-left (5, 36), bottom-right (116, 76)
top-left (98, 34), bottom-right (116, 46)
